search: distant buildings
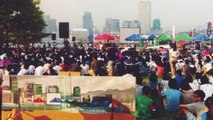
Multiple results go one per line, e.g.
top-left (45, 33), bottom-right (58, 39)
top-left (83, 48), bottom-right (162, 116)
top-left (122, 20), bottom-right (140, 28)
top-left (83, 12), bottom-right (94, 42)
top-left (151, 19), bottom-right (162, 34)
top-left (42, 14), bottom-right (57, 34)
top-left (138, 0), bottom-right (151, 34)
top-left (103, 18), bottom-right (120, 35)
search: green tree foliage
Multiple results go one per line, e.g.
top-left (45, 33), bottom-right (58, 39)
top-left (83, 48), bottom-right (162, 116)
top-left (0, 0), bottom-right (47, 46)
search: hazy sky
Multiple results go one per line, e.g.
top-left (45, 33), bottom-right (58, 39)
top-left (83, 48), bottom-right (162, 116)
top-left (39, 0), bottom-right (213, 32)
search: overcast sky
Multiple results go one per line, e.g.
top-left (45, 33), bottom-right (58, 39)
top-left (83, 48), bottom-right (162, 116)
top-left (39, 0), bottom-right (213, 32)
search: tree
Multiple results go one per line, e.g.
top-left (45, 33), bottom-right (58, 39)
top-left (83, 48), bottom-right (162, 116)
top-left (0, 0), bottom-right (47, 50)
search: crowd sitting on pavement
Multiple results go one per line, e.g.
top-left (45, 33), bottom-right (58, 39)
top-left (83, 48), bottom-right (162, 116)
top-left (0, 40), bottom-right (213, 119)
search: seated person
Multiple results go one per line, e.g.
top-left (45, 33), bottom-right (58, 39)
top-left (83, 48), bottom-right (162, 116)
top-left (136, 86), bottom-right (154, 120)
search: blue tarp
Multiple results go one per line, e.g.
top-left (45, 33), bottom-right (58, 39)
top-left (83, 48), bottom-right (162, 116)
top-left (147, 34), bottom-right (156, 40)
top-left (193, 35), bottom-right (210, 42)
top-left (125, 34), bottom-right (144, 41)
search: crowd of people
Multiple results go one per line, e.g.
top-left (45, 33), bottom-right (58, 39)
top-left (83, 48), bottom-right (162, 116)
top-left (0, 40), bottom-right (213, 120)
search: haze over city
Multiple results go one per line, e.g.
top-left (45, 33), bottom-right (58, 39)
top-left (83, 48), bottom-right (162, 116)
top-left (39, 0), bottom-right (213, 33)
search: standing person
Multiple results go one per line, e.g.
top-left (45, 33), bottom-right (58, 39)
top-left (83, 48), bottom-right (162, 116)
top-left (136, 86), bottom-right (154, 120)
top-left (179, 90), bottom-right (206, 120)
top-left (169, 42), bottom-right (179, 78)
top-left (143, 42), bottom-right (148, 49)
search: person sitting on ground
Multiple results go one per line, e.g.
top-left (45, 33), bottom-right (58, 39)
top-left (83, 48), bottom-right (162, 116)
top-left (174, 69), bottom-right (184, 90)
top-left (136, 86), bottom-right (154, 120)
top-left (199, 75), bottom-right (213, 101)
top-left (180, 80), bottom-right (194, 104)
top-left (160, 79), bottom-right (181, 120)
top-left (147, 72), bottom-right (161, 97)
top-left (182, 59), bottom-right (190, 75)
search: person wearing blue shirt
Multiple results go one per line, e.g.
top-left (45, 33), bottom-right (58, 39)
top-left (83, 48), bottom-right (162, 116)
top-left (161, 79), bottom-right (181, 119)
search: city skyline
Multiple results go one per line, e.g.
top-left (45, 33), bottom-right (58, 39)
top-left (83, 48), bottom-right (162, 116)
top-left (39, 0), bottom-right (213, 33)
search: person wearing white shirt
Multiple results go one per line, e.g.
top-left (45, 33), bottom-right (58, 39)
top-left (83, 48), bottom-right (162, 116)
top-left (169, 43), bottom-right (179, 78)
top-left (199, 76), bottom-right (213, 101)
top-left (202, 59), bottom-right (212, 74)
top-left (80, 63), bottom-right (89, 75)
top-left (28, 65), bottom-right (35, 75)
top-left (34, 61), bottom-right (45, 76)
top-left (43, 60), bottom-right (52, 73)
top-left (17, 63), bottom-right (29, 75)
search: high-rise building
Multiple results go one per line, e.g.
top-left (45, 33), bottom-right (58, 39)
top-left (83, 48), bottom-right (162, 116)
top-left (103, 18), bottom-right (120, 35)
top-left (122, 20), bottom-right (140, 28)
top-left (83, 12), bottom-right (93, 42)
top-left (151, 19), bottom-right (162, 34)
top-left (139, 0), bottom-right (151, 34)
top-left (42, 14), bottom-right (57, 33)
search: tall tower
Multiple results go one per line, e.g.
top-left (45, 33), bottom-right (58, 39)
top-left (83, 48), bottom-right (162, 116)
top-left (83, 12), bottom-right (93, 42)
top-left (139, 0), bottom-right (151, 34)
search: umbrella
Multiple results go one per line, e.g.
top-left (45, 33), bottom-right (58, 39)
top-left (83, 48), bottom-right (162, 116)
top-left (125, 34), bottom-right (144, 41)
top-left (193, 35), bottom-right (210, 42)
top-left (155, 33), bottom-right (171, 41)
top-left (95, 34), bottom-right (115, 41)
top-left (175, 33), bottom-right (192, 42)
top-left (50, 97), bottom-right (63, 103)
top-left (147, 34), bottom-right (156, 40)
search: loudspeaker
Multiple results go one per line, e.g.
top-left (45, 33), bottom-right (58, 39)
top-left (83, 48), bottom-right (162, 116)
top-left (52, 34), bottom-right (56, 40)
top-left (59, 22), bottom-right (69, 38)
top-left (72, 37), bottom-right (75, 42)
